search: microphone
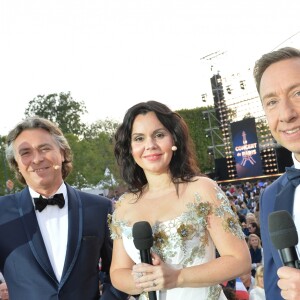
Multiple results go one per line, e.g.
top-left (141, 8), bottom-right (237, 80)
top-left (268, 210), bottom-right (300, 268)
top-left (132, 221), bottom-right (157, 300)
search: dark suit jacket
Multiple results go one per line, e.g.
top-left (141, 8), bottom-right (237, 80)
top-left (0, 183), bottom-right (127, 300)
top-left (260, 172), bottom-right (292, 300)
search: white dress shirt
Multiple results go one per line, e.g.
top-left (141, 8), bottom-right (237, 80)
top-left (30, 183), bottom-right (68, 282)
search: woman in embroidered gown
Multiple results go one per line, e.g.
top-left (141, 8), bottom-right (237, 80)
top-left (109, 101), bottom-right (251, 300)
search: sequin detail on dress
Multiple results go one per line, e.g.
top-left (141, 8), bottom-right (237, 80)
top-left (109, 185), bottom-right (243, 300)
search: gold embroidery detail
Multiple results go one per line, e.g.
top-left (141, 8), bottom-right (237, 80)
top-left (177, 224), bottom-right (194, 240)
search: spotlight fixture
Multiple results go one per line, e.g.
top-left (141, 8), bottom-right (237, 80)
top-left (240, 80), bottom-right (246, 89)
top-left (226, 86), bottom-right (232, 94)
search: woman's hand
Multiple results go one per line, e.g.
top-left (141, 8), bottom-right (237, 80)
top-left (131, 252), bottom-right (181, 292)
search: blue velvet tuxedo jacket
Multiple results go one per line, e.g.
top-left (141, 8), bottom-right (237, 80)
top-left (0, 183), bottom-right (125, 300)
top-left (260, 172), bottom-right (295, 300)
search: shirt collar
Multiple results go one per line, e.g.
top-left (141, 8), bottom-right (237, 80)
top-left (29, 182), bottom-right (67, 204)
top-left (292, 152), bottom-right (300, 169)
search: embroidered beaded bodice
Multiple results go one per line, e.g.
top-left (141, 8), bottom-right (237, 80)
top-left (109, 185), bottom-right (244, 300)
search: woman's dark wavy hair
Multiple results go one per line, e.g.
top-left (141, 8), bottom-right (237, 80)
top-left (5, 116), bottom-right (73, 185)
top-left (114, 100), bottom-right (203, 196)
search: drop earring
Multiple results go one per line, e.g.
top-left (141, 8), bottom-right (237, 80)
top-left (171, 146), bottom-right (177, 151)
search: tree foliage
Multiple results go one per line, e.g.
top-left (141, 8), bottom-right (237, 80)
top-left (83, 119), bottom-right (119, 140)
top-left (25, 92), bottom-right (87, 135)
top-left (0, 135), bottom-right (22, 195)
top-left (176, 106), bottom-right (217, 174)
top-left (65, 132), bottom-right (118, 189)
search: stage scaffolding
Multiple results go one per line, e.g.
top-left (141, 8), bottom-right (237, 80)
top-left (203, 73), bottom-right (284, 180)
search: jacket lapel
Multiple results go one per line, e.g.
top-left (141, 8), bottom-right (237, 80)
top-left (60, 184), bottom-right (83, 286)
top-left (274, 172), bottom-right (294, 213)
top-left (16, 188), bottom-right (57, 281)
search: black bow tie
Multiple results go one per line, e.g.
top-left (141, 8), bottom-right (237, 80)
top-left (286, 167), bottom-right (300, 187)
top-left (34, 193), bottom-right (65, 212)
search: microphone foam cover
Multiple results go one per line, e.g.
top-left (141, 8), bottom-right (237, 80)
top-left (132, 221), bottom-right (153, 250)
top-left (268, 210), bottom-right (298, 250)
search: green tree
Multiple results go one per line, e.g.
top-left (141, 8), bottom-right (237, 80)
top-left (83, 119), bottom-right (119, 140)
top-left (0, 136), bottom-right (9, 195)
top-left (65, 122), bottom-right (121, 190)
top-left (25, 92), bottom-right (87, 135)
top-left (0, 135), bottom-right (22, 195)
top-left (177, 106), bottom-right (217, 174)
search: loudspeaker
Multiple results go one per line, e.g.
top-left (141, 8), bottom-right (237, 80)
top-left (276, 147), bottom-right (293, 172)
top-left (215, 158), bottom-right (229, 180)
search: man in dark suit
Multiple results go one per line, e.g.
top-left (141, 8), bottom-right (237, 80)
top-left (0, 116), bottom-right (127, 300)
top-left (253, 47), bottom-right (300, 299)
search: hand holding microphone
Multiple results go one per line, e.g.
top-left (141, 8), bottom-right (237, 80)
top-left (269, 210), bottom-right (300, 297)
top-left (268, 210), bottom-right (300, 268)
top-left (132, 221), bottom-right (157, 300)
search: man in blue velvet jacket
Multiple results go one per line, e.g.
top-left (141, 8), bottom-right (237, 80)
top-left (0, 116), bottom-right (127, 300)
top-left (253, 47), bottom-right (300, 299)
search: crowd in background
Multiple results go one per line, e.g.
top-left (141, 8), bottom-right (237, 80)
top-left (218, 179), bottom-right (271, 300)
